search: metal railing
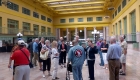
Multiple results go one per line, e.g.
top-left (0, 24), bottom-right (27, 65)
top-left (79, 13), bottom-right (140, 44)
top-left (0, 27), bottom-right (54, 36)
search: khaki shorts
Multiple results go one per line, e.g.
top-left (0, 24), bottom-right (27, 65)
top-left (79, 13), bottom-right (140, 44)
top-left (120, 54), bottom-right (126, 63)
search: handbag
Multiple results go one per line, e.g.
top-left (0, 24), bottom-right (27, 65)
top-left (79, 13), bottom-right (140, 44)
top-left (20, 49), bottom-right (33, 68)
top-left (40, 50), bottom-right (49, 60)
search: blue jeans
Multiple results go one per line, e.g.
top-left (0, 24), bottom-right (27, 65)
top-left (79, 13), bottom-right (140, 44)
top-left (72, 65), bottom-right (83, 80)
top-left (99, 51), bottom-right (104, 66)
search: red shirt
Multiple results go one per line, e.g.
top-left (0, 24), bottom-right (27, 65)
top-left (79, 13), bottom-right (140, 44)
top-left (11, 48), bottom-right (30, 66)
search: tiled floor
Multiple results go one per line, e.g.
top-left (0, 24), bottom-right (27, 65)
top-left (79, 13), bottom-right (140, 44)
top-left (0, 46), bottom-right (140, 80)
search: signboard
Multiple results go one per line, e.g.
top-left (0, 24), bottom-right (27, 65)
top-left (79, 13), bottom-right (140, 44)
top-left (0, 40), bottom-right (2, 47)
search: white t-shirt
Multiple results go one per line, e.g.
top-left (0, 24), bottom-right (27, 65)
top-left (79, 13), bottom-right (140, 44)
top-left (52, 48), bottom-right (59, 58)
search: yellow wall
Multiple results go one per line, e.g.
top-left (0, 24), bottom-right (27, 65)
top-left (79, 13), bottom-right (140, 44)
top-left (0, 0), bottom-right (54, 34)
top-left (53, 13), bottom-right (111, 28)
top-left (1, 0), bottom-right (139, 37)
top-left (110, 0), bottom-right (139, 36)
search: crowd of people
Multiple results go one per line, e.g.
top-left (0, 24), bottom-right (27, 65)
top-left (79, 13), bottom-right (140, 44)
top-left (8, 35), bottom-right (127, 80)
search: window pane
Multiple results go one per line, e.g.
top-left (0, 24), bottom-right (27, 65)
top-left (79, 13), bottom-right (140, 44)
top-left (87, 17), bottom-right (93, 22)
top-left (47, 18), bottom-right (52, 23)
top-left (96, 17), bottom-right (102, 21)
top-left (118, 5), bottom-right (121, 13)
top-left (112, 14), bottom-right (114, 19)
top-left (7, 2), bottom-right (19, 11)
top-left (78, 18), bottom-right (83, 22)
top-left (122, 0), bottom-right (126, 8)
top-left (33, 12), bottom-right (39, 18)
top-left (41, 26), bottom-right (46, 32)
top-left (115, 10), bottom-right (117, 16)
top-left (60, 19), bottom-right (66, 23)
top-left (124, 17), bottom-right (127, 34)
top-left (41, 15), bottom-right (46, 21)
top-left (23, 22), bottom-right (30, 30)
top-left (69, 18), bottom-right (74, 22)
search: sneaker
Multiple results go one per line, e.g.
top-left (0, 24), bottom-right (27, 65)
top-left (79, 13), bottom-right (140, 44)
top-left (42, 74), bottom-right (45, 78)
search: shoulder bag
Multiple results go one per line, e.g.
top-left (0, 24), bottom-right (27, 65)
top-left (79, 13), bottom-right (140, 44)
top-left (40, 50), bottom-right (49, 60)
top-left (20, 49), bottom-right (33, 68)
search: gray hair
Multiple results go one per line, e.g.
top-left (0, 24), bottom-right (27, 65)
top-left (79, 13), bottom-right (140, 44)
top-left (35, 38), bottom-right (39, 41)
top-left (45, 40), bottom-right (50, 43)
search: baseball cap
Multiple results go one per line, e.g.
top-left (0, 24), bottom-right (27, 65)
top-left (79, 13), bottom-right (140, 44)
top-left (18, 40), bottom-right (25, 46)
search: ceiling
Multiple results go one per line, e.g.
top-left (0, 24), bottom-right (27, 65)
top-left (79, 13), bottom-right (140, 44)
top-left (37, 0), bottom-right (116, 14)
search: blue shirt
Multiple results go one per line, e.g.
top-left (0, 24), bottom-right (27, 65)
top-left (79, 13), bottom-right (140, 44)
top-left (68, 44), bottom-right (86, 66)
top-left (107, 43), bottom-right (122, 60)
top-left (33, 42), bottom-right (38, 53)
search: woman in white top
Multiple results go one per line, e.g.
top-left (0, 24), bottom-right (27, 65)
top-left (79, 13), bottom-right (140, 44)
top-left (41, 40), bottom-right (52, 78)
top-left (51, 41), bottom-right (59, 80)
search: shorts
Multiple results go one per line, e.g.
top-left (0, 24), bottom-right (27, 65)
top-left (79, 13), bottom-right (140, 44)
top-left (120, 54), bottom-right (126, 63)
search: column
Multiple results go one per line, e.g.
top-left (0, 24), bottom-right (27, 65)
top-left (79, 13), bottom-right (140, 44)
top-left (103, 27), bottom-right (106, 39)
top-left (66, 28), bottom-right (69, 41)
top-left (106, 27), bottom-right (109, 41)
top-left (56, 28), bottom-right (60, 40)
top-left (75, 28), bottom-right (78, 36)
top-left (84, 27), bottom-right (87, 39)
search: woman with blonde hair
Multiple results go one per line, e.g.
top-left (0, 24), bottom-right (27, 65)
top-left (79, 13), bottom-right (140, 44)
top-left (51, 41), bottom-right (59, 80)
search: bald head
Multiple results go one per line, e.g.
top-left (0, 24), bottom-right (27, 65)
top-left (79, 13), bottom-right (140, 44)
top-left (110, 36), bottom-right (116, 44)
top-left (60, 37), bottom-right (63, 41)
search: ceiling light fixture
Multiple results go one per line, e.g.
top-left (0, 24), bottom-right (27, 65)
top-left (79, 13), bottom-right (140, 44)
top-left (108, 1), bottom-right (115, 10)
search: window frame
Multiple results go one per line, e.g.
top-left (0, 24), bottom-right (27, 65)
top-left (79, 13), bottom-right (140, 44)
top-left (60, 19), bottom-right (66, 23)
top-left (96, 17), bottom-right (102, 21)
top-left (33, 12), bottom-right (39, 18)
top-left (78, 18), bottom-right (83, 22)
top-left (87, 17), bottom-right (93, 22)
top-left (69, 18), bottom-right (74, 23)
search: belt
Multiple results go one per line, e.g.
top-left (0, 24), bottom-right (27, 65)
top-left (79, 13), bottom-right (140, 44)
top-left (53, 57), bottom-right (59, 58)
top-left (15, 64), bottom-right (29, 67)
